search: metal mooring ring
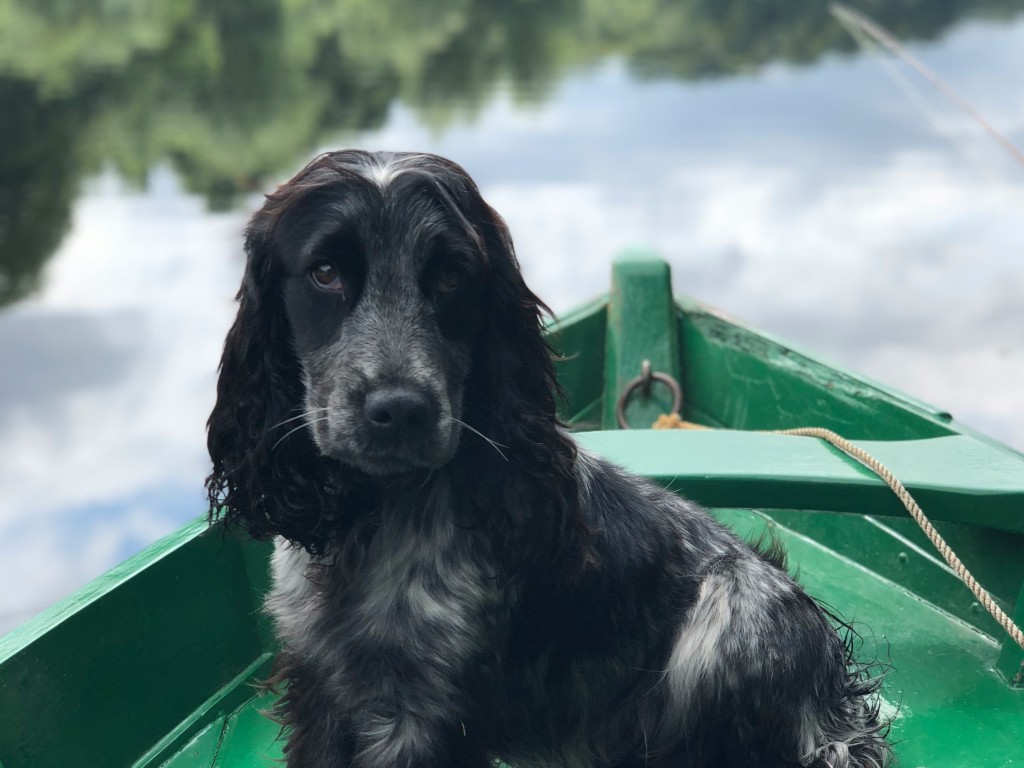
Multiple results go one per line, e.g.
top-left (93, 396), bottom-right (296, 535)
top-left (615, 359), bottom-right (683, 429)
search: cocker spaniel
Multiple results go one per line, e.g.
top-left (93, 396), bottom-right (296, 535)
top-left (206, 150), bottom-right (890, 768)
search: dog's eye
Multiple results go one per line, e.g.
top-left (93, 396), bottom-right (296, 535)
top-left (310, 263), bottom-right (344, 293)
top-left (433, 266), bottom-right (465, 295)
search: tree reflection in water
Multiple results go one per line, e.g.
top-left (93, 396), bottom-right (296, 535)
top-left (2, 0), bottom-right (1023, 307)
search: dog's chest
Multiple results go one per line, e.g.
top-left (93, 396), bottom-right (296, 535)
top-left (349, 511), bottom-right (498, 648)
top-left (268, 506), bottom-right (499, 678)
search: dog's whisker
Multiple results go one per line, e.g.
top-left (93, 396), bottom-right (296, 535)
top-left (451, 418), bottom-right (508, 462)
top-left (268, 407), bottom-right (331, 433)
top-left (271, 415), bottom-right (331, 451)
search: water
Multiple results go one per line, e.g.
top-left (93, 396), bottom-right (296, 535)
top-left (2, 1), bottom-right (1023, 633)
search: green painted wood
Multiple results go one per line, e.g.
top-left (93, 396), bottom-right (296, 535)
top-left (674, 296), bottom-right (957, 440)
top-left (211, 690), bottom-right (282, 768)
top-left (159, 689), bottom-right (283, 768)
top-left (767, 511), bottom-right (1024, 640)
top-left (576, 431), bottom-right (1024, 534)
top-left (155, 715), bottom-right (226, 768)
top-left (0, 522), bottom-right (273, 768)
top-left (996, 587), bottom-right (1024, 686)
top-left (547, 297), bottom-right (606, 429)
top-left (603, 251), bottom-right (680, 429)
top-left (132, 653), bottom-right (275, 767)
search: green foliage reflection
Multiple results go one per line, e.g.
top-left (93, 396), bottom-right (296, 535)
top-left (1, 0), bottom-right (1021, 305)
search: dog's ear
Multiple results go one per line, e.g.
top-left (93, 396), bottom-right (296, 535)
top-left (206, 206), bottom-right (342, 553)
top-left (472, 206), bottom-right (566, 450)
top-left (448, 180), bottom-right (583, 566)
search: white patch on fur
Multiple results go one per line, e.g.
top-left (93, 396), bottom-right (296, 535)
top-left (665, 571), bottom-right (734, 709)
top-left (664, 557), bottom-right (795, 717)
top-left (356, 711), bottom-right (431, 767)
top-left (368, 153), bottom-right (430, 188)
top-left (575, 446), bottom-right (602, 503)
top-left (265, 537), bottom-right (320, 650)
top-left (404, 576), bottom-right (459, 623)
top-left (368, 161), bottom-right (400, 187)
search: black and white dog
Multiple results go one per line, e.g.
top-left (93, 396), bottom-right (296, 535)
top-left (206, 150), bottom-right (890, 768)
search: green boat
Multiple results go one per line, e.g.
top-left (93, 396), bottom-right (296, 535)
top-left (1, 254), bottom-right (1022, 768)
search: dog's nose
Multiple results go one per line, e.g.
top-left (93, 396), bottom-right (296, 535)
top-left (363, 387), bottom-right (435, 439)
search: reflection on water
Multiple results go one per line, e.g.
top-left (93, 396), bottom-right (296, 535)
top-left (1, 0), bottom-right (1023, 630)
top-left (4, 0), bottom-right (1022, 305)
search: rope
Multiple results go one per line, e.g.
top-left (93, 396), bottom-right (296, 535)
top-left (624, 364), bottom-right (1024, 649)
top-left (773, 427), bottom-right (1024, 651)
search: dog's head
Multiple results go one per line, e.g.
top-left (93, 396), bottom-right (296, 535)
top-left (207, 151), bottom-right (577, 554)
top-left (267, 152), bottom-right (491, 476)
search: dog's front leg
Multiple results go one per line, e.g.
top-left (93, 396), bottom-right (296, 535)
top-left (339, 598), bottom-right (497, 768)
top-left (275, 657), bottom-right (491, 768)
top-left (273, 660), bottom-right (357, 768)
top-left (347, 703), bottom-right (491, 768)
top-left (340, 522), bottom-right (499, 768)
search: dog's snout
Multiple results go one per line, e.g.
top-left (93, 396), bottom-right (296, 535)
top-left (363, 387), bottom-right (436, 439)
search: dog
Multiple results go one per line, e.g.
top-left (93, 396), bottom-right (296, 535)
top-left (206, 150), bottom-right (890, 768)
